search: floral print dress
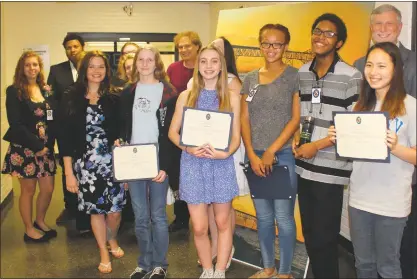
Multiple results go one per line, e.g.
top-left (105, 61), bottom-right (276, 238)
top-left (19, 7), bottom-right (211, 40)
top-left (2, 100), bottom-right (56, 178)
top-left (73, 104), bottom-right (126, 215)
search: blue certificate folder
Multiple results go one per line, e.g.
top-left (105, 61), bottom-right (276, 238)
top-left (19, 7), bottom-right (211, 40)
top-left (243, 163), bottom-right (295, 200)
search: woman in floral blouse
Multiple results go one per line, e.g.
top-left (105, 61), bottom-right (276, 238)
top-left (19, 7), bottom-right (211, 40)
top-left (2, 51), bottom-right (58, 243)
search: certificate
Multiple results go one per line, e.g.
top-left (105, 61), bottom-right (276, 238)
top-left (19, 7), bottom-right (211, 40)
top-left (180, 107), bottom-right (233, 151)
top-left (333, 112), bottom-right (390, 162)
top-left (112, 143), bottom-right (159, 182)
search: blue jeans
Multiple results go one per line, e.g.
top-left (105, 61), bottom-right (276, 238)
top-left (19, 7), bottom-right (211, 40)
top-left (349, 206), bottom-right (408, 278)
top-left (128, 179), bottom-right (169, 271)
top-left (249, 148), bottom-right (297, 274)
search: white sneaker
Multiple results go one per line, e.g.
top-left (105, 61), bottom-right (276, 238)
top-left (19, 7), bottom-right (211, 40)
top-left (213, 269), bottom-right (226, 278)
top-left (200, 268), bottom-right (214, 278)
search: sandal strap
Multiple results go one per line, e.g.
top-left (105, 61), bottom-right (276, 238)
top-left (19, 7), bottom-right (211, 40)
top-left (100, 262), bottom-right (111, 268)
top-left (109, 247), bottom-right (122, 253)
top-left (98, 262), bottom-right (112, 273)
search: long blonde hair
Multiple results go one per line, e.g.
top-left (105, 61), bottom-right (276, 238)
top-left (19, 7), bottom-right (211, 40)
top-left (117, 53), bottom-right (135, 81)
top-left (131, 44), bottom-right (169, 84)
top-left (186, 44), bottom-right (231, 111)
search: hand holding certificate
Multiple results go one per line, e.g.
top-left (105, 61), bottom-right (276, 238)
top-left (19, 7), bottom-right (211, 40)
top-left (180, 107), bottom-right (233, 151)
top-left (332, 112), bottom-right (390, 162)
top-left (112, 143), bottom-right (159, 181)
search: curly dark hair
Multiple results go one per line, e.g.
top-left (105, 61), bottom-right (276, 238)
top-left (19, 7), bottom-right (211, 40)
top-left (62, 33), bottom-right (85, 48)
top-left (311, 13), bottom-right (347, 50)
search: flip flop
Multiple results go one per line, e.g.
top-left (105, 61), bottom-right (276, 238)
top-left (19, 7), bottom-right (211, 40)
top-left (98, 262), bottom-right (112, 274)
top-left (109, 246), bottom-right (124, 259)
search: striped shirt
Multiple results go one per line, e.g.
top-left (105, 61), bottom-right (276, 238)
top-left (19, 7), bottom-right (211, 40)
top-left (296, 54), bottom-right (362, 185)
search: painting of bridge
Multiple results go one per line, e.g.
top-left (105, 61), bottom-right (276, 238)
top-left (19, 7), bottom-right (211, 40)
top-left (232, 44), bottom-right (315, 70)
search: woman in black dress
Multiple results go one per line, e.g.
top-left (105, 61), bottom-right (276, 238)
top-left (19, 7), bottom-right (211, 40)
top-left (60, 51), bottom-right (126, 274)
top-left (2, 51), bottom-right (58, 243)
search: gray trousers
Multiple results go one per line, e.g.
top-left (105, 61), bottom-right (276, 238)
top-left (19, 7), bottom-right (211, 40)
top-left (349, 206), bottom-right (407, 278)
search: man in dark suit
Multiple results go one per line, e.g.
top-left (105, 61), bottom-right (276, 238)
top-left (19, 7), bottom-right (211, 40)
top-left (48, 34), bottom-right (91, 236)
top-left (353, 5), bottom-right (416, 278)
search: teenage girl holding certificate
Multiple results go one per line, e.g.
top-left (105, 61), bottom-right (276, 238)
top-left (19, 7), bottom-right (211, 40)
top-left (328, 42), bottom-right (416, 279)
top-left (116, 44), bottom-right (177, 279)
top-left (169, 44), bottom-right (241, 278)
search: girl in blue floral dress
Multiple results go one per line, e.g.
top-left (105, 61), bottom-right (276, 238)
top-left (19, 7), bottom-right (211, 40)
top-left (60, 51), bottom-right (125, 274)
top-left (74, 104), bottom-right (125, 215)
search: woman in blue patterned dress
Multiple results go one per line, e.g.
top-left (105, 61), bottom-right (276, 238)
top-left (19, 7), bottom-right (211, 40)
top-left (169, 45), bottom-right (241, 278)
top-left (60, 51), bottom-right (126, 274)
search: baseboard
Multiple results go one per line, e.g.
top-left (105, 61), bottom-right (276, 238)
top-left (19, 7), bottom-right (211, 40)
top-left (338, 234), bottom-right (354, 254)
top-left (1, 189), bottom-right (14, 224)
top-left (0, 188), bottom-right (13, 210)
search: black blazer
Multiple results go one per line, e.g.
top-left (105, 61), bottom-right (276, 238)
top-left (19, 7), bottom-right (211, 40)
top-left (3, 85), bottom-right (58, 153)
top-left (119, 81), bottom-right (181, 184)
top-left (47, 60), bottom-right (74, 103)
top-left (59, 86), bottom-right (120, 160)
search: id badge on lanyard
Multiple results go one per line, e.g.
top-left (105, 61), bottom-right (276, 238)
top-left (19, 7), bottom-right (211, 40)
top-left (311, 87), bottom-right (321, 104)
top-left (246, 84), bottom-right (260, 102)
top-left (46, 103), bottom-right (53, 121)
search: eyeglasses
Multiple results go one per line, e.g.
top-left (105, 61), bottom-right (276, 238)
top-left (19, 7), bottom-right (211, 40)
top-left (312, 28), bottom-right (338, 38)
top-left (260, 42), bottom-right (286, 50)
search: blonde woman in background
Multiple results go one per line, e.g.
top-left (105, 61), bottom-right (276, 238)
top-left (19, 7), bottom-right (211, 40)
top-left (118, 53), bottom-right (135, 83)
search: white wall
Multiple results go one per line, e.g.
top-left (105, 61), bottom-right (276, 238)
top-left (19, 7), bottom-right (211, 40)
top-left (1, 2), bottom-right (210, 87)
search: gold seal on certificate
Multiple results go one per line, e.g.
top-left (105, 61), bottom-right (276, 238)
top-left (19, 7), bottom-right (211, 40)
top-left (180, 107), bottom-right (233, 151)
top-left (112, 143), bottom-right (159, 181)
top-left (333, 112), bottom-right (390, 162)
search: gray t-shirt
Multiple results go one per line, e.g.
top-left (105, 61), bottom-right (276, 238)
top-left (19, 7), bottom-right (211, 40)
top-left (131, 82), bottom-right (163, 144)
top-left (349, 95), bottom-right (417, 217)
top-left (241, 66), bottom-right (299, 150)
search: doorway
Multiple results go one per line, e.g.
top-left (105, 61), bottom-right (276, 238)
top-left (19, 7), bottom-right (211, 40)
top-left (68, 32), bottom-right (178, 75)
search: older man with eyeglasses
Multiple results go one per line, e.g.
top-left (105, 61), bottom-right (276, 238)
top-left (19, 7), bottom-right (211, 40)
top-left (354, 4), bottom-right (415, 98)
top-left (166, 31), bottom-right (202, 233)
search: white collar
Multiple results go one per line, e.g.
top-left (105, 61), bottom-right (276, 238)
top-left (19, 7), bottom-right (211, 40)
top-left (69, 60), bottom-right (78, 82)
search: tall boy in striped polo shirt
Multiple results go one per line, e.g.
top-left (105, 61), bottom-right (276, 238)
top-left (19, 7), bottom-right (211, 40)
top-left (293, 14), bottom-right (362, 278)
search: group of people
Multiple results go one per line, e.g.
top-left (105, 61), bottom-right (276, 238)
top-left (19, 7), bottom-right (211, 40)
top-left (2, 4), bottom-right (416, 279)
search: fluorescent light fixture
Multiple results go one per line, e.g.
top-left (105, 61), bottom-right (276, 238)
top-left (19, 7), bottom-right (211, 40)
top-left (119, 38), bottom-right (131, 41)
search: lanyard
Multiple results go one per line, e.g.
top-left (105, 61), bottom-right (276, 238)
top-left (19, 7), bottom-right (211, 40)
top-left (393, 118), bottom-right (403, 133)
